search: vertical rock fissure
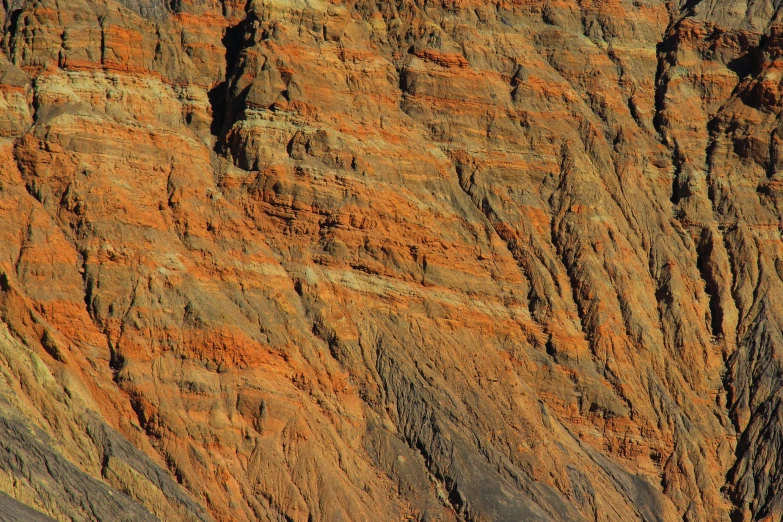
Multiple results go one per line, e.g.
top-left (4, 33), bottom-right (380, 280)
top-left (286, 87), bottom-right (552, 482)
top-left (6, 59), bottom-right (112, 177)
top-left (451, 159), bottom-right (590, 359)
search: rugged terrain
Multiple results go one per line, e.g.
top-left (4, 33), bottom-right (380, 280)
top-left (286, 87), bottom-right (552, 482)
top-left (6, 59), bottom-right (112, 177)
top-left (3, 0), bottom-right (783, 520)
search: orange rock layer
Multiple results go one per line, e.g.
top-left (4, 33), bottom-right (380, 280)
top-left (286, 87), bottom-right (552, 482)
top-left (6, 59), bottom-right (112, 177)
top-left (1, 0), bottom-right (783, 521)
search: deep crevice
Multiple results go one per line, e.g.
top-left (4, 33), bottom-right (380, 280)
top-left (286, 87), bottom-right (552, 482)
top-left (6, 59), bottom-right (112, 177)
top-left (208, 10), bottom-right (255, 149)
top-left (695, 230), bottom-right (724, 339)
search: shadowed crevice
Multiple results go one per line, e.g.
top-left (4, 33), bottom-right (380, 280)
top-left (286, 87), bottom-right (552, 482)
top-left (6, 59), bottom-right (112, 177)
top-left (209, 3), bottom-right (256, 151)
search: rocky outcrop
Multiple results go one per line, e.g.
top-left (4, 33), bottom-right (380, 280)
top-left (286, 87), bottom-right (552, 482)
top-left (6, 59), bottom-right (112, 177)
top-left (4, 0), bottom-right (783, 520)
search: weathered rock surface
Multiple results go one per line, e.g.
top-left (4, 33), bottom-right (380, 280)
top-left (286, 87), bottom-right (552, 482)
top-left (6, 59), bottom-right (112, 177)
top-left (3, 0), bottom-right (783, 520)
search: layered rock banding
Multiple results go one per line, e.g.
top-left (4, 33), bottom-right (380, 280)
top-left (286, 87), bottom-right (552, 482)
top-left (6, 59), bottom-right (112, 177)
top-left (3, 0), bottom-right (783, 520)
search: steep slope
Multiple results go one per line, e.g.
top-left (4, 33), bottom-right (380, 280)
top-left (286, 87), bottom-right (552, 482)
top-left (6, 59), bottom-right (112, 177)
top-left (2, 0), bottom-right (783, 520)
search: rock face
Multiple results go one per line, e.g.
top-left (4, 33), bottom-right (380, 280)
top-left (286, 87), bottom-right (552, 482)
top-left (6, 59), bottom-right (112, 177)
top-left (4, 0), bottom-right (783, 520)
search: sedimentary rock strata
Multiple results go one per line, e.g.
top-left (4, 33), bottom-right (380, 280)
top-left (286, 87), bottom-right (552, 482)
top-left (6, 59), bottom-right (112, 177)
top-left (3, 0), bottom-right (783, 520)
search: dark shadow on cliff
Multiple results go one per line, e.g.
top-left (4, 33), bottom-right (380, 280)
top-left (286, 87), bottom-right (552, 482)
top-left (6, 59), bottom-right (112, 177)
top-left (209, 7), bottom-right (256, 152)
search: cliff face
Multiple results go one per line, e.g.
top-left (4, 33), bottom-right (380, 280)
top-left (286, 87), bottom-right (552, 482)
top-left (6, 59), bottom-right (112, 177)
top-left (3, 0), bottom-right (783, 520)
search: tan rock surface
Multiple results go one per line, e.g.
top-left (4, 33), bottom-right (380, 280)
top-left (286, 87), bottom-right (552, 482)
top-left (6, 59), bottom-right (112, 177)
top-left (2, 0), bottom-right (783, 520)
